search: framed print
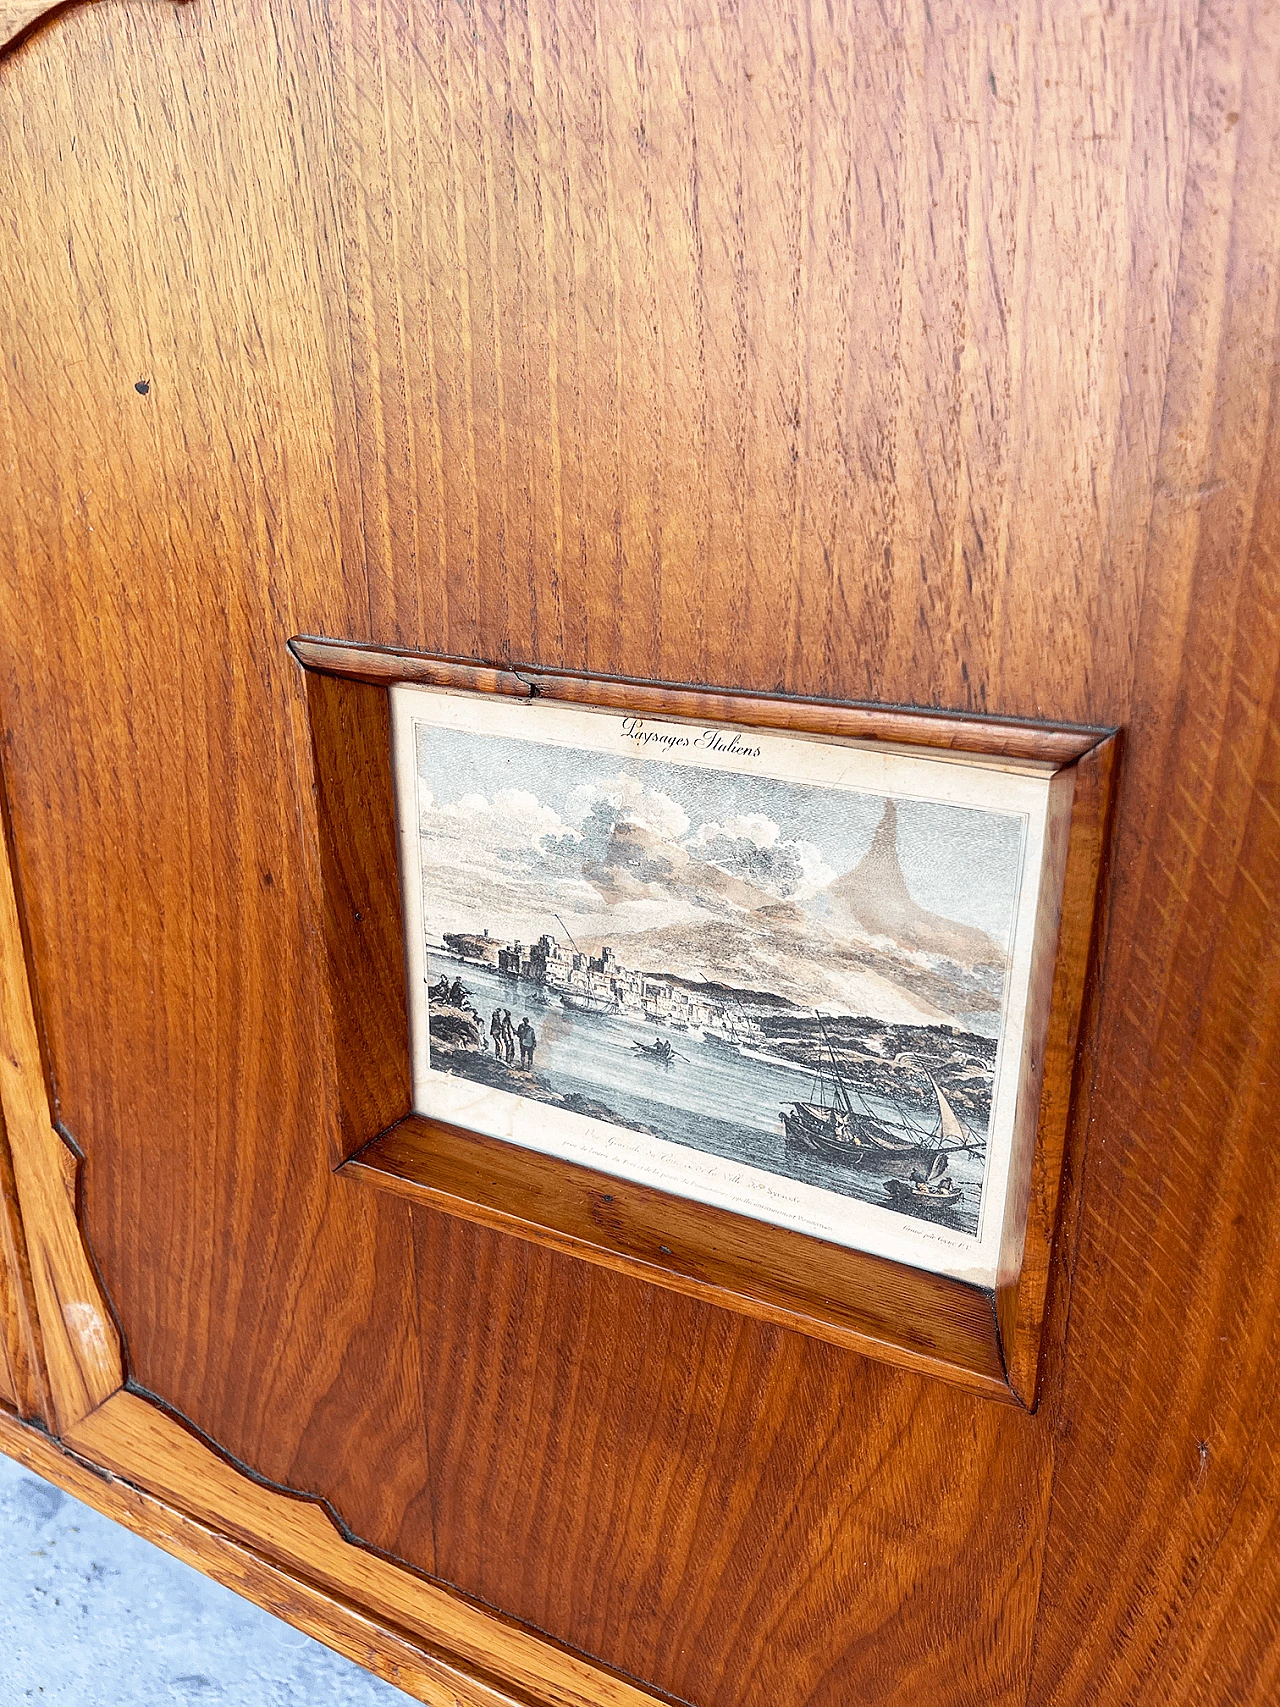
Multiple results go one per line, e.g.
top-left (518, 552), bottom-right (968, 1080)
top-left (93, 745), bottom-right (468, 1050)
top-left (393, 686), bottom-right (1065, 1289)
top-left (291, 637), bottom-right (1117, 1407)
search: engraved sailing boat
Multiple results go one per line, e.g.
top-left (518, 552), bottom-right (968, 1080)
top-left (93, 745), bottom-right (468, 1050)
top-left (881, 1071), bottom-right (975, 1214)
top-left (883, 1149), bottom-right (965, 1213)
top-left (781, 1022), bottom-right (986, 1169)
top-left (781, 1019), bottom-right (925, 1164)
top-left (919, 1068), bottom-right (983, 1158)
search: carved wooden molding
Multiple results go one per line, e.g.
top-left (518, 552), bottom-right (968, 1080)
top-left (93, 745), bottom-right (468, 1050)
top-left (0, 721), bottom-right (660, 1705)
top-left (58, 1391), bottom-right (667, 1707)
top-left (2, 2), bottom-right (69, 51)
top-left (293, 637), bottom-right (1120, 1409)
top-left (0, 771), bottom-right (122, 1432)
top-left (0, 1), bottom-right (177, 54)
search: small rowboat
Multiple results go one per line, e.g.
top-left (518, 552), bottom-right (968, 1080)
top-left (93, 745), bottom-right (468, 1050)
top-left (632, 1038), bottom-right (677, 1063)
top-left (884, 1150), bottom-right (963, 1213)
top-left (883, 1177), bottom-right (963, 1212)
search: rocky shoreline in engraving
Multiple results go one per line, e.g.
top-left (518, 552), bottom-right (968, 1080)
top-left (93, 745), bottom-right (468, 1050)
top-left (429, 999), bottom-right (660, 1137)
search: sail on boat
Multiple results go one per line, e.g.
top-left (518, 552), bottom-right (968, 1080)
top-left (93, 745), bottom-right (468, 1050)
top-left (780, 1020), bottom-right (985, 1167)
top-left (781, 1075), bottom-right (921, 1163)
top-left (781, 1020), bottom-right (922, 1163)
top-left (883, 1148), bottom-right (964, 1213)
top-left (921, 1069), bottom-right (980, 1157)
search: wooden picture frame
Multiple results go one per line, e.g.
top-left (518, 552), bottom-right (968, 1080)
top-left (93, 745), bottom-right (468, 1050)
top-left (291, 636), bottom-right (1118, 1409)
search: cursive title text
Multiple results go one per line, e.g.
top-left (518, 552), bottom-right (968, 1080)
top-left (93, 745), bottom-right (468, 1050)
top-left (620, 716), bottom-right (762, 759)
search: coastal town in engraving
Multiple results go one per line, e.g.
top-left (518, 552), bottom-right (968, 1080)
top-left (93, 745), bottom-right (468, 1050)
top-left (403, 706), bottom-right (1028, 1236)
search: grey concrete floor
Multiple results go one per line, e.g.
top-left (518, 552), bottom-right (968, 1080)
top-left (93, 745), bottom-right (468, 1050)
top-left (0, 1448), bottom-right (407, 1704)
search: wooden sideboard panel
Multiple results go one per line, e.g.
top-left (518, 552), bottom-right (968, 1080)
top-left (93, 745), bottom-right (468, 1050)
top-left (1, 1), bottom-right (1278, 1705)
top-left (414, 1206), bottom-right (1048, 1707)
top-left (0, 0), bottom-right (437, 1566)
top-left (322, 0), bottom-right (1191, 717)
top-left (1028, 2), bottom-right (1280, 1701)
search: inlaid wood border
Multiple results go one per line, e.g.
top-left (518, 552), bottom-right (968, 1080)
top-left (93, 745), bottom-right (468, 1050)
top-left (291, 635), bottom-right (1119, 1409)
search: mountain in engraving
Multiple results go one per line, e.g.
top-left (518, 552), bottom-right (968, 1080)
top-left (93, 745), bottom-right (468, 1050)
top-left (816, 801), bottom-right (1004, 968)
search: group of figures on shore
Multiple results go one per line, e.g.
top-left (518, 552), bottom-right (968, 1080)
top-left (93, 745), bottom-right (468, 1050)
top-left (430, 974), bottom-right (539, 1069)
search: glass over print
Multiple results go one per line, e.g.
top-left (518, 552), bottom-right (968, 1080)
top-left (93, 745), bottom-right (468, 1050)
top-left (392, 686), bottom-right (1067, 1285)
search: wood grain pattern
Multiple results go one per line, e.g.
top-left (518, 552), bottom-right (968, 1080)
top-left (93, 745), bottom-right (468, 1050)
top-left (0, 0), bottom-right (180, 54)
top-left (1, 0), bottom-right (1278, 1703)
top-left (0, 0), bottom-right (51, 51)
top-left (66, 1390), bottom-right (666, 1707)
top-left (0, 1103), bottom-right (50, 1421)
top-left (291, 637), bottom-right (1110, 764)
top-left (344, 1116), bottom-right (1013, 1400)
top-left (413, 1209), bottom-right (1050, 1706)
top-left (1, 1398), bottom-right (657, 1707)
top-left (0, 1308), bottom-right (15, 1406)
top-left (303, 669), bottom-right (412, 1166)
top-left (322, 0), bottom-right (1188, 719)
top-left (1028, 0), bottom-right (1280, 1700)
top-left (0, 0), bottom-right (439, 1575)
top-left (1, 0), bottom-right (84, 52)
top-left (0, 770), bottom-right (120, 1431)
top-left (1000, 737), bottom-right (1121, 1406)
top-left (291, 639), bottom-right (538, 704)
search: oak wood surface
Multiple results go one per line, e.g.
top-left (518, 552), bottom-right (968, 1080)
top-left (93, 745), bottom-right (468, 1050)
top-left (0, 0), bottom-right (440, 1575)
top-left (291, 636), bottom-right (1111, 764)
top-left (1, 0), bottom-right (110, 54)
top-left (999, 737), bottom-right (1120, 1406)
top-left (65, 1390), bottom-right (667, 1707)
top-left (304, 669), bottom-right (412, 1166)
top-left (0, 1104), bottom-right (49, 1421)
top-left (291, 639), bottom-right (540, 705)
top-left (0, 1304), bottom-right (14, 1406)
top-left (0, 0), bottom-right (47, 51)
top-left (0, 1), bottom-right (189, 55)
top-left (411, 1207), bottom-right (1050, 1706)
top-left (1026, 2), bottom-right (1280, 1700)
top-left (1, 0), bottom-right (1278, 1704)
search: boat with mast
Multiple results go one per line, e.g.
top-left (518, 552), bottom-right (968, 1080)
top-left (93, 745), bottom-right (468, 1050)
top-left (703, 1013), bottom-right (765, 1050)
top-left (701, 985), bottom-right (766, 1051)
top-left (918, 1067), bottom-right (978, 1160)
top-left (780, 1018), bottom-right (984, 1169)
top-left (559, 987), bottom-right (622, 1015)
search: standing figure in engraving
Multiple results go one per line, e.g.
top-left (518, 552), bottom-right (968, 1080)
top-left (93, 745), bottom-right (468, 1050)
top-left (517, 1017), bottom-right (537, 1070)
top-left (502, 1009), bottom-right (517, 1063)
top-left (490, 1007), bottom-right (504, 1056)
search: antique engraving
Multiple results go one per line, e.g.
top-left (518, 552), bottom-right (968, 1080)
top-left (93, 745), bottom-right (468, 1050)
top-left (393, 686), bottom-right (1063, 1282)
